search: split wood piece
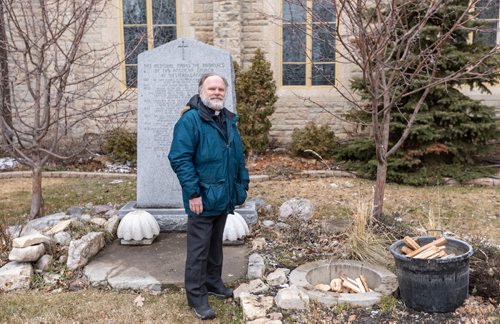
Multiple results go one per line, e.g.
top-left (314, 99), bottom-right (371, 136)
top-left (414, 246), bottom-right (446, 259)
top-left (359, 275), bottom-right (370, 292)
top-left (342, 280), bottom-right (361, 293)
top-left (401, 246), bottom-right (414, 255)
top-left (407, 237), bottom-right (447, 258)
top-left (341, 275), bottom-right (359, 288)
top-left (355, 278), bottom-right (367, 293)
top-left (330, 278), bottom-right (342, 292)
top-left (403, 236), bottom-right (421, 250)
top-left (430, 250), bottom-right (448, 259)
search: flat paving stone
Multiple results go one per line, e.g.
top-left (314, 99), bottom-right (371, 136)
top-left (85, 232), bottom-right (250, 291)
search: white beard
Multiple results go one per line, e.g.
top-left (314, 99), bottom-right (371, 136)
top-left (201, 94), bottom-right (225, 111)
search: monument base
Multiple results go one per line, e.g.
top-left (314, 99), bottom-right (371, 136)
top-left (119, 201), bottom-right (258, 232)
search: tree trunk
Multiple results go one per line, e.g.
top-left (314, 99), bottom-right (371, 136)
top-left (373, 159), bottom-right (388, 220)
top-left (0, 1), bottom-right (12, 136)
top-left (30, 166), bottom-right (44, 219)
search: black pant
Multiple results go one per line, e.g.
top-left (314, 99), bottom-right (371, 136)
top-left (185, 213), bottom-right (228, 307)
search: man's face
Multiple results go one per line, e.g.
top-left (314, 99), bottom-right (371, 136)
top-left (200, 76), bottom-right (226, 111)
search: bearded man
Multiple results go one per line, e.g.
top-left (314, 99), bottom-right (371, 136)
top-left (168, 73), bottom-right (249, 320)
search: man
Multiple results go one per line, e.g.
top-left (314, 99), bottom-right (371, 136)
top-left (168, 73), bottom-right (249, 320)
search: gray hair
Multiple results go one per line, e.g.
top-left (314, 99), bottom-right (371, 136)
top-left (198, 73), bottom-right (228, 94)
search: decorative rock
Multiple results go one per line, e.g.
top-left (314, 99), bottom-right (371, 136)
top-left (234, 279), bottom-right (269, 301)
top-left (0, 262), bottom-right (33, 291)
top-left (12, 233), bottom-right (50, 248)
top-left (46, 220), bottom-right (72, 235)
top-left (105, 215), bottom-right (120, 236)
top-left (43, 273), bottom-right (61, 285)
top-left (27, 212), bottom-right (67, 231)
top-left (67, 207), bottom-right (84, 217)
top-left (90, 217), bottom-right (107, 226)
top-left (315, 284), bottom-right (331, 291)
top-left (268, 312), bottom-right (283, 321)
top-left (240, 292), bottom-right (274, 321)
top-left (223, 212), bottom-right (250, 241)
top-left (247, 319), bottom-right (282, 324)
top-left (35, 255), bottom-right (53, 272)
top-left (344, 181), bottom-right (354, 188)
top-left (8, 225), bottom-right (40, 239)
top-left (279, 198), bottom-right (314, 221)
top-left (330, 183), bottom-right (339, 189)
top-left (117, 210), bottom-right (160, 243)
top-left (105, 209), bottom-right (119, 217)
top-left (94, 204), bottom-right (113, 214)
top-left (279, 268), bottom-right (291, 276)
top-left (266, 268), bottom-right (288, 286)
top-left (275, 285), bottom-right (310, 310)
top-left (9, 244), bottom-right (45, 262)
top-left (78, 214), bottom-right (92, 222)
top-left (248, 253), bottom-right (266, 280)
top-left (58, 255), bottom-right (67, 263)
top-left (262, 220), bottom-right (275, 228)
top-left (66, 232), bottom-right (106, 270)
top-left (252, 238), bottom-right (266, 250)
top-left (53, 231), bottom-right (72, 246)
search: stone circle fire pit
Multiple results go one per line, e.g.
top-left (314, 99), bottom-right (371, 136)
top-left (289, 260), bottom-right (398, 307)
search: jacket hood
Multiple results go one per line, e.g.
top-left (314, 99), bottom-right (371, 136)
top-left (186, 95), bottom-right (236, 122)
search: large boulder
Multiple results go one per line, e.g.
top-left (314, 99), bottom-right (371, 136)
top-left (9, 244), bottom-right (45, 262)
top-left (0, 262), bottom-right (33, 291)
top-left (275, 286), bottom-right (310, 310)
top-left (279, 198), bottom-right (314, 221)
top-left (12, 233), bottom-right (50, 248)
top-left (67, 232), bottom-right (105, 270)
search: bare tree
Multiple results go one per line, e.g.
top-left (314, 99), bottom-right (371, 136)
top-left (0, 0), bottom-right (11, 138)
top-left (0, 0), bottom-right (133, 219)
top-left (284, 0), bottom-right (500, 219)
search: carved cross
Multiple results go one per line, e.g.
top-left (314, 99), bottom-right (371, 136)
top-left (178, 40), bottom-right (188, 60)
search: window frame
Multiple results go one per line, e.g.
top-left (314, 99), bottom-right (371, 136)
top-left (118, 0), bottom-right (178, 89)
top-left (280, 0), bottom-right (338, 88)
top-left (471, 0), bottom-right (500, 46)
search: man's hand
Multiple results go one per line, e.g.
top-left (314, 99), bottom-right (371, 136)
top-left (189, 197), bottom-right (203, 215)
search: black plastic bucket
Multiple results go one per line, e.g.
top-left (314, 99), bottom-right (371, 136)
top-left (390, 236), bottom-right (473, 313)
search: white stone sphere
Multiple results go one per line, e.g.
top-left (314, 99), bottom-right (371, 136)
top-left (223, 212), bottom-right (250, 241)
top-left (117, 210), bottom-right (160, 241)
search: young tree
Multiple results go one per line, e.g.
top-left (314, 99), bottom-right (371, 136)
top-left (285, 0), bottom-right (500, 218)
top-left (0, 0), bottom-right (132, 219)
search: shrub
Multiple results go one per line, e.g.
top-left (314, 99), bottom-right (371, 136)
top-left (235, 49), bottom-right (278, 155)
top-left (290, 122), bottom-right (337, 159)
top-left (102, 128), bottom-right (137, 164)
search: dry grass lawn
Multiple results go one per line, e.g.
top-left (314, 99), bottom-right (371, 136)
top-left (0, 174), bottom-right (498, 322)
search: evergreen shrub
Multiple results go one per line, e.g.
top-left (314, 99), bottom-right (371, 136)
top-left (291, 122), bottom-right (337, 159)
top-left (235, 49), bottom-right (278, 155)
top-left (103, 128), bottom-right (137, 164)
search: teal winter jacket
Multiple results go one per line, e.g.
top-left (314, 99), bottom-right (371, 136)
top-left (168, 95), bottom-right (249, 217)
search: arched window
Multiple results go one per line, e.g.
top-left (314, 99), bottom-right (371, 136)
top-left (120, 0), bottom-right (177, 87)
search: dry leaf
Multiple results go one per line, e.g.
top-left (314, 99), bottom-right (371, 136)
top-left (134, 295), bottom-right (145, 307)
top-left (348, 314), bottom-right (356, 322)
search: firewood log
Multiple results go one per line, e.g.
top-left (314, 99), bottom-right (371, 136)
top-left (403, 236), bottom-right (421, 250)
top-left (407, 237), bottom-right (447, 258)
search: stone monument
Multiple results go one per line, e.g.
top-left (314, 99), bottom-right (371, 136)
top-left (120, 38), bottom-right (257, 231)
